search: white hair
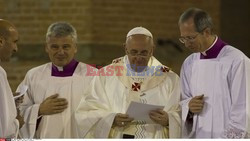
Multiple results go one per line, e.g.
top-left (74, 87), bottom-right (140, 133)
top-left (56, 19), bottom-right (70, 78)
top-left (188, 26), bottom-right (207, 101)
top-left (46, 22), bottom-right (77, 43)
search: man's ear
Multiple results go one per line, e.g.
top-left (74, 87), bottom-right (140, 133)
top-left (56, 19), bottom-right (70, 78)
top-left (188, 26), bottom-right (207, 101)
top-left (0, 36), bottom-right (5, 48)
top-left (150, 45), bottom-right (156, 56)
top-left (123, 43), bottom-right (126, 49)
top-left (153, 45), bottom-right (156, 51)
top-left (123, 43), bottom-right (128, 53)
top-left (74, 45), bottom-right (77, 53)
top-left (203, 28), bottom-right (211, 37)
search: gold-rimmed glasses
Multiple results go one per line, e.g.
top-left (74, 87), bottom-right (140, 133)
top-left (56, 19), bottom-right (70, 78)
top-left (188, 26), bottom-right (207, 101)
top-left (179, 34), bottom-right (199, 44)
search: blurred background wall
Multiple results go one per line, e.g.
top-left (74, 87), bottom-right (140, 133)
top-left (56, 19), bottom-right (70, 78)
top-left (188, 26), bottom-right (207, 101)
top-left (0, 0), bottom-right (249, 91)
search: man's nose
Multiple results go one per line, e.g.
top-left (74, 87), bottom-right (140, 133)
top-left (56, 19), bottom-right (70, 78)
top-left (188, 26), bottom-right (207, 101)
top-left (58, 48), bottom-right (65, 54)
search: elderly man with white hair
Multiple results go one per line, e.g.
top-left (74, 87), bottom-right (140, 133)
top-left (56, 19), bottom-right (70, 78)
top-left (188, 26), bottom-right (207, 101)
top-left (75, 27), bottom-right (181, 138)
top-left (17, 22), bottom-right (96, 138)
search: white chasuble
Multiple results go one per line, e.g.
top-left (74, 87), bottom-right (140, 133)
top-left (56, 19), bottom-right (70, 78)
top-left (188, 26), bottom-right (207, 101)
top-left (75, 56), bottom-right (181, 138)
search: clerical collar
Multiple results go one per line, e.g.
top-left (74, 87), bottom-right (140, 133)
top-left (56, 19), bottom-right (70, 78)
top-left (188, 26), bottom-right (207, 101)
top-left (51, 59), bottom-right (79, 77)
top-left (201, 36), bottom-right (218, 56)
top-left (200, 36), bottom-right (227, 59)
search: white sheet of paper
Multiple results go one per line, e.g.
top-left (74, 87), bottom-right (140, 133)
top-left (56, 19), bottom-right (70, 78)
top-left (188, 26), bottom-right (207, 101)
top-left (14, 85), bottom-right (28, 100)
top-left (126, 101), bottom-right (164, 123)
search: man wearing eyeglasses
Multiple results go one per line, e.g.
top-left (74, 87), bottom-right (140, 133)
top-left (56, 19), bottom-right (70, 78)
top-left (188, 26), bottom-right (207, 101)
top-left (75, 27), bottom-right (181, 138)
top-left (179, 8), bottom-right (250, 138)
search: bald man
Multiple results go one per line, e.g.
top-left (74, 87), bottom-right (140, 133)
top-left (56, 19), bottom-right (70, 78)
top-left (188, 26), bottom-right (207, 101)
top-left (75, 27), bottom-right (181, 138)
top-left (0, 19), bottom-right (23, 138)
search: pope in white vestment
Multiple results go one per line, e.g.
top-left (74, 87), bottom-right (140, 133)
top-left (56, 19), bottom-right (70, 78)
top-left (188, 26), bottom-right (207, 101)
top-left (75, 27), bottom-right (181, 138)
top-left (178, 8), bottom-right (250, 138)
top-left (17, 22), bottom-right (96, 138)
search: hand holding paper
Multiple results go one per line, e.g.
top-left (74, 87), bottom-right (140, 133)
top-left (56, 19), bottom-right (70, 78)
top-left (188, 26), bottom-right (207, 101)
top-left (149, 109), bottom-right (169, 126)
top-left (113, 113), bottom-right (133, 127)
top-left (126, 101), bottom-right (164, 124)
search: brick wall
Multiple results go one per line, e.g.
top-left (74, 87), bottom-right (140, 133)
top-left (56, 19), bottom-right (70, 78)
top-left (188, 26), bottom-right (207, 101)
top-left (0, 0), bottom-right (221, 91)
top-left (90, 0), bottom-right (221, 45)
top-left (0, 0), bottom-right (221, 44)
top-left (0, 0), bottom-right (92, 44)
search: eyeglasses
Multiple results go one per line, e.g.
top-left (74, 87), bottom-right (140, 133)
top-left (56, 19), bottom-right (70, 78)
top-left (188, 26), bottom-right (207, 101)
top-left (179, 34), bottom-right (199, 44)
top-left (127, 50), bottom-right (151, 57)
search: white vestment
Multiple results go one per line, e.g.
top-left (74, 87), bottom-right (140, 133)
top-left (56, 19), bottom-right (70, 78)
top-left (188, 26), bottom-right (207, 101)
top-left (75, 56), bottom-right (181, 138)
top-left (181, 45), bottom-right (250, 138)
top-left (18, 62), bottom-right (95, 138)
top-left (0, 66), bottom-right (19, 138)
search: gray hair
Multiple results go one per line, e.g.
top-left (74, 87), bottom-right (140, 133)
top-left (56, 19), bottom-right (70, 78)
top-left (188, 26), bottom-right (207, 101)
top-left (178, 8), bottom-right (214, 33)
top-left (46, 22), bottom-right (77, 42)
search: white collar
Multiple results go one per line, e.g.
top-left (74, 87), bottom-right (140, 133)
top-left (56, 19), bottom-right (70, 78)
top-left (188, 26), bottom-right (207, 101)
top-left (54, 65), bottom-right (63, 71)
top-left (201, 36), bottom-right (218, 56)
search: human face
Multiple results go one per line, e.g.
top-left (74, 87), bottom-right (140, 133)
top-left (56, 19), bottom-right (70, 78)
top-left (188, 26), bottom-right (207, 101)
top-left (45, 35), bottom-right (77, 67)
top-left (0, 27), bottom-right (19, 62)
top-left (125, 35), bottom-right (154, 72)
top-left (179, 19), bottom-right (207, 53)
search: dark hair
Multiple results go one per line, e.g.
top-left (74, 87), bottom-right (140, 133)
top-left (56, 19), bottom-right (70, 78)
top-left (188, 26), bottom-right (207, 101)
top-left (178, 8), bottom-right (214, 33)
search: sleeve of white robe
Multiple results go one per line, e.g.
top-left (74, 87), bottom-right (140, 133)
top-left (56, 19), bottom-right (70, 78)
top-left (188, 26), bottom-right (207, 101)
top-left (223, 57), bottom-right (249, 138)
top-left (180, 58), bottom-right (195, 138)
top-left (18, 71), bottom-right (40, 138)
top-left (246, 57), bottom-right (250, 137)
top-left (165, 73), bottom-right (181, 138)
top-left (0, 67), bottom-right (19, 138)
top-left (75, 75), bottom-right (116, 138)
